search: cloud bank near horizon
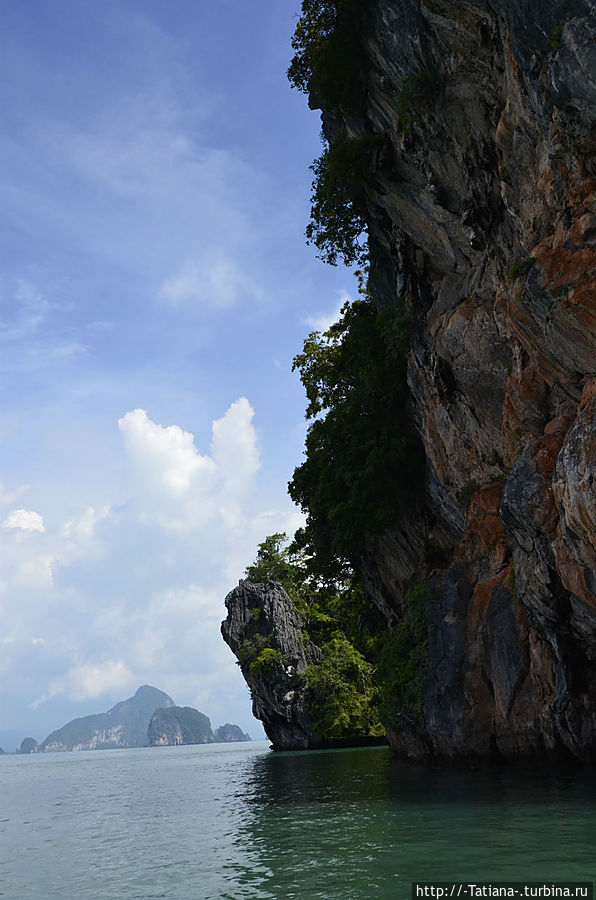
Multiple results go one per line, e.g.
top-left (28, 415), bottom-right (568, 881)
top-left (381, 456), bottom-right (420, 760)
top-left (0, 399), bottom-right (301, 737)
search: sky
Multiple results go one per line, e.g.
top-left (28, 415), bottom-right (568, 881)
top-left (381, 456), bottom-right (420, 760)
top-left (0, 0), bottom-right (354, 750)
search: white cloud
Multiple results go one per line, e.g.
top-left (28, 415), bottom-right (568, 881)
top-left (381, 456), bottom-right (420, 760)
top-left (12, 555), bottom-right (55, 589)
top-left (158, 252), bottom-right (265, 309)
top-left (304, 289), bottom-right (352, 333)
top-left (60, 660), bottom-right (135, 702)
top-left (117, 400), bottom-right (260, 534)
top-left (0, 277), bottom-right (90, 375)
top-left (0, 279), bottom-right (51, 342)
top-left (3, 509), bottom-right (45, 532)
top-left (0, 480), bottom-right (30, 505)
top-left (211, 397), bottom-right (259, 494)
top-left (32, 659), bottom-right (135, 708)
top-left (118, 408), bottom-right (215, 496)
top-left (0, 400), bottom-right (294, 739)
top-left (62, 505), bottom-right (111, 541)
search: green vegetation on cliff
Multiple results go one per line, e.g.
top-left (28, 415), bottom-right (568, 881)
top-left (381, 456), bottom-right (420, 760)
top-left (231, 0), bottom-right (431, 746)
top-left (289, 296), bottom-right (423, 581)
top-left (289, 1), bottom-right (378, 267)
top-left (380, 584), bottom-right (431, 724)
top-left (243, 534), bottom-right (431, 739)
top-left (305, 134), bottom-right (381, 267)
top-left (244, 533), bottom-right (384, 740)
top-left (287, 0), bottom-right (366, 114)
top-left (306, 633), bottom-right (383, 738)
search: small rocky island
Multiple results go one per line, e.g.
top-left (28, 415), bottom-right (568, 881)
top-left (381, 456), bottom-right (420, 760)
top-left (214, 723), bottom-right (251, 743)
top-left (147, 707), bottom-right (251, 746)
top-left (222, 580), bottom-right (322, 750)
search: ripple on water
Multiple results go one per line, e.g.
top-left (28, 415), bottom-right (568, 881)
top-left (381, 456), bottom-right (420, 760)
top-left (1, 744), bottom-right (596, 898)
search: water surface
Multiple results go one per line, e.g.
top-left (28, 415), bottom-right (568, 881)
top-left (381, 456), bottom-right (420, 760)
top-left (1, 743), bottom-right (594, 898)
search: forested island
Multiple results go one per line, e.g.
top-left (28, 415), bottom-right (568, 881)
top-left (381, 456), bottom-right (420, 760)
top-left (222, 0), bottom-right (596, 761)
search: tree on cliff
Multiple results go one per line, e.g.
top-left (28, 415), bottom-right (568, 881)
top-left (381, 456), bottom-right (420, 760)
top-left (244, 533), bottom-right (385, 739)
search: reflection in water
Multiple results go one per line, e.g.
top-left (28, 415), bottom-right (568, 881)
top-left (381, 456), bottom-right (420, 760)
top-left (232, 747), bottom-right (596, 899)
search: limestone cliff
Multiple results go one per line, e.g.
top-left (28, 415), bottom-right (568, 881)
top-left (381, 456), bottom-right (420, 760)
top-left (221, 580), bottom-right (322, 749)
top-left (147, 706), bottom-right (213, 746)
top-left (214, 723), bottom-right (251, 742)
top-left (320, 0), bottom-right (596, 760)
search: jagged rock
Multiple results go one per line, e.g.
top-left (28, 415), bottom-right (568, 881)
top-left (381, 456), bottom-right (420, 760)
top-left (17, 737), bottom-right (38, 754)
top-left (221, 580), bottom-right (322, 750)
top-left (316, 0), bottom-right (596, 760)
top-left (214, 723), bottom-right (251, 742)
top-left (147, 706), bottom-right (213, 746)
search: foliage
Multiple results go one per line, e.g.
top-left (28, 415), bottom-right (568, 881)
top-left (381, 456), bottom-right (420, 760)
top-left (244, 532), bottom-right (381, 652)
top-left (306, 132), bottom-right (380, 267)
top-left (289, 297), bottom-right (424, 581)
top-left (250, 646), bottom-right (283, 674)
top-left (380, 584), bottom-right (431, 724)
top-left (244, 533), bottom-right (386, 738)
top-left (306, 632), bottom-right (384, 738)
top-left (287, 0), bottom-right (366, 113)
top-left (236, 634), bottom-right (282, 674)
top-left (288, 2), bottom-right (377, 267)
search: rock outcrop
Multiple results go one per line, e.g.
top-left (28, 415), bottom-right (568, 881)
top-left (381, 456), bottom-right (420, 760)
top-left (214, 723), bottom-right (251, 742)
top-left (147, 706), bottom-right (213, 746)
top-left (221, 580), bottom-right (322, 749)
top-left (319, 0), bottom-right (596, 761)
top-left (17, 737), bottom-right (38, 754)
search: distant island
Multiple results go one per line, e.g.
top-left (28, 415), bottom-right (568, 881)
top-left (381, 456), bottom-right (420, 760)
top-left (147, 709), bottom-right (251, 746)
top-left (14, 685), bottom-right (250, 753)
top-left (214, 723), bottom-right (251, 742)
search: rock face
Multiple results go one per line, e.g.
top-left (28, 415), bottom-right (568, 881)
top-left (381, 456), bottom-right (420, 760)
top-left (221, 580), bottom-right (322, 749)
top-left (18, 737), bottom-right (38, 754)
top-left (317, 0), bottom-right (596, 760)
top-left (147, 706), bottom-right (213, 746)
top-left (214, 723), bottom-right (251, 742)
top-left (40, 685), bottom-right (175, 752)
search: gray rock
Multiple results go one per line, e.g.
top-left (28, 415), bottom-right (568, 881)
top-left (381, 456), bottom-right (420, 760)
top-left (221, 580), bottom-right (321, 750)
top-left (213, 724), bottom-right (251, 743)
top-left (147, 706), bottom-right (213, 746)
top-left (314, 0), bottom-right (596, 760)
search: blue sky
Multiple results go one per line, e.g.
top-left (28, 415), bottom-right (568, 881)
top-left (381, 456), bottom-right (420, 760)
top-left (0, 0), bottom-right (354, 749)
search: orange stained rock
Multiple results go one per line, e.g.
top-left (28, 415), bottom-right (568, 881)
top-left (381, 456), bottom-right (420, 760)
top-left (580, 377), bottom-right (596, 410)
top-left (553, 528), bottom-right (596, 610)
top-left (456, 482), bottom-right (510, 572)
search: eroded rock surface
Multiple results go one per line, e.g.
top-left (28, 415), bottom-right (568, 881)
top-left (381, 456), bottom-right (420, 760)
top-left (221, 580), bottom-right (321, 750)
top-left (323, 0), bottom-right (596, 760)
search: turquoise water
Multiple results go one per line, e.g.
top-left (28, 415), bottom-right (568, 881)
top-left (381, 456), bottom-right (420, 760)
top-left (0, 742), bottom-right (594, 898)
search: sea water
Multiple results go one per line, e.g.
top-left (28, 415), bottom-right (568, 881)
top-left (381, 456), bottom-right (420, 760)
top-left (0, 742), bottom-right (594, 899)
